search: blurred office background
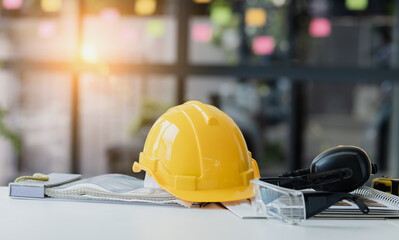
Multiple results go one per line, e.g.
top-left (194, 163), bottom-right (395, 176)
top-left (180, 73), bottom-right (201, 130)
top-left (0, 0), bottom-right (399, 184)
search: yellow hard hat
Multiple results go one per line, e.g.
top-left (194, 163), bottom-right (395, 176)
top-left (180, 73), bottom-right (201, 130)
top-left (132, 101), bottom-right (260, 202)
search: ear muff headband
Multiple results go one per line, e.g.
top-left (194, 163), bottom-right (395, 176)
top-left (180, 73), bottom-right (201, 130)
top-left (311, 145), bottom-right (373, 177)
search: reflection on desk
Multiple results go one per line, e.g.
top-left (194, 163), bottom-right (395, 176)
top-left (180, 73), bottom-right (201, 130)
top-left (1, 187), bottom-right (399, 240)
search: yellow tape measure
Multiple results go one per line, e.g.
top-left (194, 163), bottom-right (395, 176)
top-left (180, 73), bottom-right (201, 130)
top-left (14, 173), bottom-right (49, 183)
top-left (372, 177), bottom-right (399, 196)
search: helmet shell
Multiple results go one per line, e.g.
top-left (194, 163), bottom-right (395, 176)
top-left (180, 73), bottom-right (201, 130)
top-left (133, 101), bottom-right (260, 202)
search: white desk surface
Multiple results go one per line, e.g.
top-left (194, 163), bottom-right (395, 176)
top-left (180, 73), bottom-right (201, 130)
top-left (1, 187), bottom-right (399, 240)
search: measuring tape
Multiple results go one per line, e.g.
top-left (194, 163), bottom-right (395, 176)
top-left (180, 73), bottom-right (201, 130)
top-left (372, 177), bottom-right (399, 196)
top-left (14, 173), bottom-right (49, 183)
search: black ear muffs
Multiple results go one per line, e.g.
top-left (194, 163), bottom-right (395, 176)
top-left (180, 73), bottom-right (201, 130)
top-left (258, 146), bottom-right (376, 219)
top-left (260, 146), bottom-right (377, 192)
top-left (309, 146), bottom-right (377, 192)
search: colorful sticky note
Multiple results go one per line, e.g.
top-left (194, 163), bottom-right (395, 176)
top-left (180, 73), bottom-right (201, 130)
top-left (309, 18), bottom-right (331, 38)
top-left (222, 28), bottom-right (240, 50)
top-left (3, 0), bottom-right (23, 10)
top-left (146, 20), bottom-right (165, 38)
top-left (345, 0), bottom-right (368, 11)
top-left (272, 0), bottom-right (286, 7)
top-left (191, 24), bottom-right (212, 43)
top-left (245, 8), bottom-right (267, 27)
top-left (253, 36), bottom-right (275, 55)
top-left (122, 27), bottom-right (138, 43)
top-left (194, 0), bottom-right (212, 3)
top-left (210, 2), bottom-right (233, 26)
top-left (135, 0), bottom-right (156, 15)
top-left (100, 8), bottom-right (120, 23)
top-left (41, 0), bottom-right (62, 12)
top-left (37, 21), bottom-right (57, 39)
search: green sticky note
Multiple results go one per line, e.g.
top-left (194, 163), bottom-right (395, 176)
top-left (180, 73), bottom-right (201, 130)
top-left (146, 20), bottom-right (165, 38)
top-left (210, 2), bottom-right (233, 26)
top-left (345, 0), bottom-right (368, 11)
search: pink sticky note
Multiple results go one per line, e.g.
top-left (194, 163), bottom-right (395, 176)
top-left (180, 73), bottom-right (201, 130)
top-left (191, 24), bottom-right (212, 43)
top-left (122, 27), bottom-right (138, 43)
top-left (38, 21), bottom-right (57, 39)
top-left (3, 0), bottom-right (23, 9)
top-left (309, 18), bottom-right (331, 37)
top-left (100, 8), bottom-right (120, 23)
top-left (253, 36), bottom-right (275, 55)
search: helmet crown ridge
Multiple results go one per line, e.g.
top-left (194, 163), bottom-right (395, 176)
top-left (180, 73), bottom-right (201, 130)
top-left (183, 101), bottom-right (218, 125)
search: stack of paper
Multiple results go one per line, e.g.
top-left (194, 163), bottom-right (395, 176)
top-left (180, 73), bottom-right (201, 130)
top-left (10, 174), bottom-right (192, 207)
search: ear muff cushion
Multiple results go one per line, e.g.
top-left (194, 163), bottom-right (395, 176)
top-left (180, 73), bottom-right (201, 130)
top-left (310, 146), bottom-right (371, 192)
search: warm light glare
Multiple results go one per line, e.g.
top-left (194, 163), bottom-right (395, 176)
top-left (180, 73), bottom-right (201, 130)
top-left (191, 24), bottom-right (212, 43)
top-left (253, 36), bottom-right (275, 55)
top-left (97, 63), bottom-right (110, 75)
top-left (245, 8), bottom-right (267, 27)
top-left (41, 0), bottom-right (62, 12)
top-left (345, 0), bottom-right (368, 11)
top-left (210, 3), bottom-right (233, 26)
top-left (37, 21), bottom-right (57, 39)
top-left (194, 0), bottom-right (212, 3)
top-left (146, 20), bottom-right (165, 38)
top-left (2, 0), bottom-right (23, 10)
top-left (135, 0), bottom-right (156, 15)
top-left (309, 18), bottom-right (331, 38)
top-left (100, 8), bottom-right (120, 23)
top-left (81, 45), bottom-right (98, 63)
